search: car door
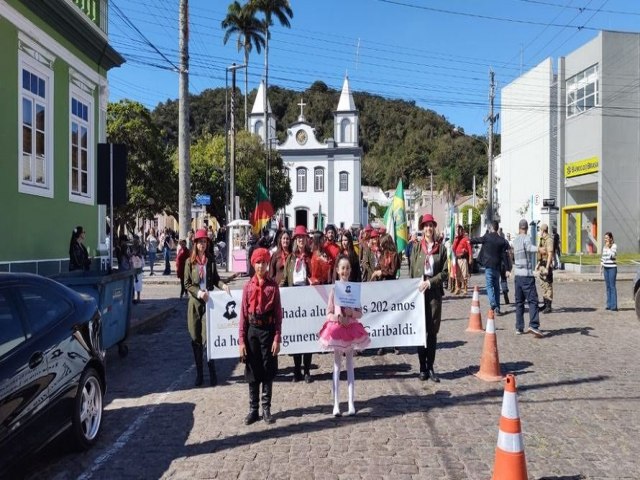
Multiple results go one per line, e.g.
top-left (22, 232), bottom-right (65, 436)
top-left (0, 286), bottom-right (51, 469)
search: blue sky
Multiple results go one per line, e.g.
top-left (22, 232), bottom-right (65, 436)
top-left (108, 0), bottom-right (640, 135)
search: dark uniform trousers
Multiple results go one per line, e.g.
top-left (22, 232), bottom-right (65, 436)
top-left (245, 317), bottom-right (278, 413)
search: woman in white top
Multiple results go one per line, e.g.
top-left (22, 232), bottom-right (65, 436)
top-left (600, 232), bottom-right (617, 311)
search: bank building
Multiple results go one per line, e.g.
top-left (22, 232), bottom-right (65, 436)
top-left (250, 76), bottom-right (363, 231)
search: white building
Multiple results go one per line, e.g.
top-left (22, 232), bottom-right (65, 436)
top-left (251, 76), bottom-right (363, 230)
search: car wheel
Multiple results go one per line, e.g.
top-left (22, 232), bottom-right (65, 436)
top-left (72, 367), bottom-right (103, 450)
top-left (635, 288), bottom-right (640, 320)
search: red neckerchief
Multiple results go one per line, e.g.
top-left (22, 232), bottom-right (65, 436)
top-left (249, 275), bottom-right (266, 313)
top-left (420, 238), bottom-right (439, 255)
top-left (280, 250), bottom-right (289, 267)
top-left (195, 254), bottom-right (207, 280)
top-left (295, 252), bottom-right (307, 272)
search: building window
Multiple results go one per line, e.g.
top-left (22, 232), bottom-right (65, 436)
top-left (297, 167), bottom-right (307, 192)
top-left (340, 118), bottom-right (351, 143)
top-left (566, 64), bottom-right (599, 118)
top-left (70, 89), bottom-right (93, 202)
top-left (339, 171), bottom-right (349, 191)
top-left (314, 167), bottom-right (324, 192)
top-left (19, 53), bottom-right (53, 197)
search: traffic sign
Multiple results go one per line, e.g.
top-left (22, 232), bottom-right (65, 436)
top-left (195, 194), bottom-right (211, 205)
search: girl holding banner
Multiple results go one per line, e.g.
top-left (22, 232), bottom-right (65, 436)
top-left (318, 255), bottom-right (370, 416)
top-left (410, 214), bottom-right (448, 383)
top-left (269, 230), bottom-right (292, 286)
top-left (371, 233), bottom-right (401, 355)
top-left (284, 225), bottom-right (313, 382)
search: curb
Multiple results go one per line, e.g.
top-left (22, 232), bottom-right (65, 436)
top-left (129, 301), bottom-right (180, 335)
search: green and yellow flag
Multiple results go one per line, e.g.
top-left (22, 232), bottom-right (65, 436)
top-left (383, 179), bottom-right (408, 253)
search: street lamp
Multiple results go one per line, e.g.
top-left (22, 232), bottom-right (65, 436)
top-left (225, 63), bottom-right (247, 222)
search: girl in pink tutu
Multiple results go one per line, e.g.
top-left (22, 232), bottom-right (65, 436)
top-left (318, 255), bottom-right (370, 416)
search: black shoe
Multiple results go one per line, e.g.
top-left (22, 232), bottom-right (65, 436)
top-left (304, 373), bottom-right (312, 383)
top-left (195, 371), bottom-right (203, 387)
top-left (262, 407), bottom-right (274, 424)
top-left (418, 372), bottom-right (428, 381)
top-left (427, 369), bottom-right (440, 383)
top-left (208, 360), bottom-right (217, 387)
top-left (292, 372), bottom-right (303, 383)
top-left (503, 292), bottom-right (510, 305)
top-left (244, 410), bottom-right (260, 425)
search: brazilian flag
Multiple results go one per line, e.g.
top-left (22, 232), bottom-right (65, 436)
top-left (383, 179), bottom-right (408, 253)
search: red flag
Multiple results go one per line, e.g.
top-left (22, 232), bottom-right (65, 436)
top-left (251, 182), bottom-right (274, 235)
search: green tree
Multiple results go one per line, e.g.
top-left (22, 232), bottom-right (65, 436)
top-left (106, 100), bottom-right (177, 231)
top-left (222, 1), bottom-right (265, 130)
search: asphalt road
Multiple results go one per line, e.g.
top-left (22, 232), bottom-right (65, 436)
top-left (19, 278), bottom-right (640, 479)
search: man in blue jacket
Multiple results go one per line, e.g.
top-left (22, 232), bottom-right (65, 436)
top-left (470, 221), bottom-right (511, 315)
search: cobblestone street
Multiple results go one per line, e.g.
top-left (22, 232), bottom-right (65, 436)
top-left (24, 276), bottom-right (640, 480)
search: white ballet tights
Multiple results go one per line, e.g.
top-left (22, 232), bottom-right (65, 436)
top-left (333, 350), bottom-right (356, 416)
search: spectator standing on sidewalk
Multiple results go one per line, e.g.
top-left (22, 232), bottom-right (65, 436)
top-left (452, 225), bottom-right (473, 296)
top-left (600, 232), bottom-right (618, 311)
top-left (146, 228), bottom-right (158, 276)
top-left (130, 235), bottom-right (145, 304)
top-left (161, 228), bottom-right (174, 275)
top-left (470, 221), bottom-right (511, 315)
top-left (184, 229), bottom-right (230, 387)
top-left (513, 220), bottom-right (546, 337)
top-left (537, 224), bottom-right (554, 313)
top-left (69, 226), bottom-right (91, 271)
top-left (410, 213), bottom-right (448, 382)
top-left (239, 248), bottom-right (282, 425)
top-left (176, 239), bottom-right (190, 299)
top-left (553, 227), bottom-right (561, 269)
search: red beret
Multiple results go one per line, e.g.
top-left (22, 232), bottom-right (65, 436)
top-left (250, 248), bottom-right (271, 266)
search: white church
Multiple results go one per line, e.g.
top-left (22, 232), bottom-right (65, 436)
top-left (249, 76), bottom-right (363, 231)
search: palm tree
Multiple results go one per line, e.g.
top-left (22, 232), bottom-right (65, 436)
top-left (222, 1), bottom-right (266, 130)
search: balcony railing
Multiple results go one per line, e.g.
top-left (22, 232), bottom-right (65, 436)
top-left (72, 0), bottom-right (108, 35)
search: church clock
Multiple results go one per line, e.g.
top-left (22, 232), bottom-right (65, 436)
top-left (296, 129), bottom-right (308, 145)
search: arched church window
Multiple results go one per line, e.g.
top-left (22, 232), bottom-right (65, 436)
top-left (340, 118), bottom-right (351, 143)
top-left (254, 120), bottom-right (263, 138)
top-left (296, 167), bottom-right (307, 192)
top-left (339, 171), bottom-right (349, 191)
top-left (314, 167), bottom-right (324, 192)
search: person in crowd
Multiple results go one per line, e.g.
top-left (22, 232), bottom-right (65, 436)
top-left (600, 231), bottom-right (618, 311)
top-left (130, 235), bottom-right (146, 304)
top-left (512, 219), bottom-right (546, 337)
top-left (176, 239), bottom-right (190, 299)
top-left (239, 248), bottom-right (282, 425)
top-left (498, 228), bottom-right (512, 304)
top-left (161, 228), bottom-right (174, 275)
top-left (361, 230), bottom-right (381, 282)
top-left (269, 229), bottom-right (292, 286)
top-left (246, 233), bottom-right (259, 278)
top-left (358, 226), bottom-right (372, 275)
top-left (537, 223), bottom-right (554, 313)
top-left (452, 225), bottom-right (473, 296)
top-left (284, 225), bottom-right (313, 382)
top-left (323, 224), bottom-right (341, 266)
top-left (184, 228), bottom-right (230, 387)
top-left (69, 225), bottom-right (91, 271)
top-left (371, 234), bottom-right (401, 355)
top-left (318, 255), bottom-right (371, 416)
top-left (146, 228), bottom-right (159, 276)
top-left (187, 229), bottom-right (195, 251)
top-left (470, 221), bottom-right (511, 315)
top-left (410, 214), bottom-right (448, 382)
top-left (115, 234), bottom-right (132, 271)
top-left (552, 227), bottom-right (561, 269)
top-left (310, 232), bottom-right (333, 286)
top-left (339, 231), bottom-right (362, 282)
top-left (405, 233), bottom-right (418, 272)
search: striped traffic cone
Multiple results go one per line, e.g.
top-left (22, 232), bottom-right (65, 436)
top-left (492, 374), bottom-right (528, 480)
top-left (465, 286), bottom-right (484, 332)
top-left (475, 309), bottom-right (503, 382)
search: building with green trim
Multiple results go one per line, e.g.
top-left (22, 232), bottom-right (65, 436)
top-left (0, 0), bottom-right (123, 274)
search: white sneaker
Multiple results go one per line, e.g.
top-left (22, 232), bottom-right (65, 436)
top-left (333, 405), bottom-right (341, 417)
top-left (346, 404), bottom-right (356, 416)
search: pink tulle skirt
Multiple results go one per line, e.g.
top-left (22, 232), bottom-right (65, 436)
top-left (318, 320), bottom-right (371, 352)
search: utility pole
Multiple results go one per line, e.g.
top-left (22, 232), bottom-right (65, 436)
top-left (486, 69), bottom-right (498, 225)
top-left (230, 64), bottom-right (237, 220)
top-left (178, 0), bottom-right (191, 240)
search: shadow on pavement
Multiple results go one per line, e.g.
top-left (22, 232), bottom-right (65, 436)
top-left (441, 360), bottom-right (534, 381)
top-left (546, 326), bottom-right (596, 337)
top-left (554, 307), bottom-right (597, 313)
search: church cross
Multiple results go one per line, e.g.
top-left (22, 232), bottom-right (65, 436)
top-left (297, 98), bottom-right (307, 118)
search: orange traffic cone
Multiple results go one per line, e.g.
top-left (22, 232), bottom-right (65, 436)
top-left (492, 374), bottom-right (528, 480)
top-left (466, 286), bottom-right (484, 332)
top-left (475, 309), bottom-right (503, 382)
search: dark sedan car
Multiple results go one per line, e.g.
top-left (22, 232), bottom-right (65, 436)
top-left (634, 266), bottom-right (640, 319)
top-left (0, 273), bottom-right (106, 474)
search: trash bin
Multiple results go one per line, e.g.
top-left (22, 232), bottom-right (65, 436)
top-left (51, 269), bottom-right (136, 357)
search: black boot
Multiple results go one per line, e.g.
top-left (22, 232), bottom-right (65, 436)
top-left (503, 291), bottom-right (510, 305)
top-left (543, 300), bottom-right (552, 314)
top-left (292, 354), bottom-right (303, 382)
top-left (207, 359), bottom-right (217, 386)
top-left (303, 353), bottom-right (313, 383)
top-left (244, 382), bottom-right (260, 425)
top-left (191, 342), bottom-right (204, 387)
top-left (262, 381), bottom-right (275, 424)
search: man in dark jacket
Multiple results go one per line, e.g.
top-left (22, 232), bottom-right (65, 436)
top-left (470, 221), bottom-right (511, 315)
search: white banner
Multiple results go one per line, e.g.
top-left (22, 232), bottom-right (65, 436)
top-left (206, 278), bottom-right (425, 360)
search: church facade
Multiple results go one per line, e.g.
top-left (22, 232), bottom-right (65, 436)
top-left (250, 77), bottom-right (363, 230)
